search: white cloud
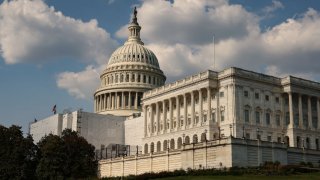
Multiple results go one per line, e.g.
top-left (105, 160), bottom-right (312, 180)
top-left (116, 0), bottom-right (259, 45)
top-left (116, 1), bottom-right (320, 85)
top-left (263, 0), bottom-right (284, 14)
top-left (0, 0), bottom-right (118, 65)
top-left (56, 65), bottom-right (101, 100)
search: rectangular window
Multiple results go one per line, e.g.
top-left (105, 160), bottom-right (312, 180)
top-left (244, 109), bottom-right (249, 123)
top-left (275, 97), bottom-right (280, 103)
top-left (265, 95), bottom-right (269, 101)
top-left (267, 136), bottom-right (272, 142)
top-left (220, 91), bottom-right (224, 97)
top-left (195, 116), bottom-right (199, 124)
top-left (244, 91), bottom-right (249, 97)
top-left (276, 114), bottom-right (280, 126)
top-left (221, 110), bottom-right (225, 122)
top-left (212, 112), bottom-right (216, 122)
top-left (266, 113), bottom-right (271, 125)
top-left (255, 93), bottom-right (259, 99)
top-left (180, 119), bottom-right (184, 126)
top-left (255, 111), bottom-right (260, 124)
top-left (203, 114), bottom-right (207, 122)
top-left (246, 133), bottom-right (250, 139)
top-left (277, 137), bottom-right (281, 143)
top-left (188, 118), bottom-right (191, 125)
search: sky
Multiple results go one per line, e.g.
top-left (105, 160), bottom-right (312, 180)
top-left (1, 0), bottom-right (320, 134)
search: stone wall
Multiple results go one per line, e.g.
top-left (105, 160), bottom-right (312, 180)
top-left (99, 137), bottom-right (320, 178)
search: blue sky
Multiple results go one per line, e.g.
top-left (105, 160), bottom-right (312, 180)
top-left (1, 0), bottom-right (320, 134)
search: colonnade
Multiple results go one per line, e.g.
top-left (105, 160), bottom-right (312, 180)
top-left (95, 91), bottom-right (143, 112)
top-left (144, 87), bottom-right (212, 137)
top-left (287, 92), bottom-right (320, 129)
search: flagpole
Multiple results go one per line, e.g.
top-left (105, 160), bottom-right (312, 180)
top-left (213, 35), bottom-right (215, 70)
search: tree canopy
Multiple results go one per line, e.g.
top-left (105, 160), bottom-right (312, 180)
top-left (0, 125), bottom-right (97, 179)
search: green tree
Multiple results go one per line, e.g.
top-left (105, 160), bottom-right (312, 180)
top-left (0, 125), bottom-right (38, 180)
top-left (36, 129), bottom-right (97, 179)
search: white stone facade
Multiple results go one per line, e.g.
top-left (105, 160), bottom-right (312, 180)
top-left (141, 67), bottom-right (320, 154)
top-left (30, 110), bottom-right (126, 149)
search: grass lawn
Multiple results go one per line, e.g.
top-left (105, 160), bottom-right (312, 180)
top-left (154, 172), bottom-right (320, 180)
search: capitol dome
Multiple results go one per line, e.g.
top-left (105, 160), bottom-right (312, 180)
top-left (94, 7), bottom-right (166, 116)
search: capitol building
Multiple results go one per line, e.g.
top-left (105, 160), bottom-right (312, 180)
top-left (30, 8), bottom-right (320, 177)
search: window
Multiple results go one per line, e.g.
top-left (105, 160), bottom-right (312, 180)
top-left (255, 111), bottom-right (260, 124)
top-left (246, 133), bottom-right (250, 139)
top-left (219, 91), bottom-right (224, 97)
top-left (244, 91), bottom-right (249, 97)
top-left (188, 118), bottom-right (191, 125)
top-left (277, 137), bottom-right (281, 143)
top-left (203, 114), bottom-right (207, 122)
top-left (255, 93), bottom-right (259, 99)
top-left (244, 109), bottom-right (249, 123)
top-left (212, 112), bottom-right (216, 122)
top-left (275, 97), bottom-right (280, 103)
top-left (266, 112), bottom-right (271, 125)
top-left (276, 114), bottom-right (280, 126)
top-left (267, 136), bottom-right (272, 142)
top-left (180, 120), bottom-right (184, 126)
top-left (221, 110), bottom-right (225, 122)
top-left (265, 95), bottom-right (269, 101)
top-left (195, 116), bottom-right (199, 124)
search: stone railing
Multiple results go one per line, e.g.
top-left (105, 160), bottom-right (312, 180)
top-left (144, 70), bottom-right (218, 98)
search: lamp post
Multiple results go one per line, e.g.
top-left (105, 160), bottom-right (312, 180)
top-left (204, 129), bottom-right (208, 141)
top-left (182, 133), bottom-right (185, 145)
top-left (256, 127), bottom-right (261, 140)
top-left (229, 124), bottom-right (233, 137)
top-left (242, 125), bottom-right (245, 139)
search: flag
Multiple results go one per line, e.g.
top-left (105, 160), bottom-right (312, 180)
top-left (52, 105), bottom-right (57, 114)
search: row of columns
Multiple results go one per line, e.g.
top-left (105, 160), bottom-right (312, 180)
top-left (288, 92), bottom-right (320, 129)
top-left (144, 87), bottom-right (212, 137)
top-left (95, 91), bottom-right (142, 112)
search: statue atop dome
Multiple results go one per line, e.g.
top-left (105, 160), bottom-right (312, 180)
top-left (132, 7), bottom-right (138, 24)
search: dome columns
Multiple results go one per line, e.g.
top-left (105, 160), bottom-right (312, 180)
top-left (94, 91), bottom-right (143, 116)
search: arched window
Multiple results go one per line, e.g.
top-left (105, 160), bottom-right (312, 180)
top-left (120, 74), bottom-right (124, 82)
top-left (163, 140), bottom-right (168, 150)
top-left (144, 143), bottom-right (148, 154)
top-left (184, 136), bottom-right (190, 144)
top-left (201, 133), bottom-right (207, 142)
top-left (157, 141), bottom-right (161, 152)
top-left (150, 142), bottom-right (154, 153)
top-left (177, 137), bottom-right (182, 149)
top-left (126, 74), bottom-right (129, 82)
top-left (132, 74), bottom-right (135, 82)
top-left (170, 139), bottom-right (175, 149)
top-left (137, 74), bottom-right (141, 83)
top-left (193, 134), bottom-right (198, 144)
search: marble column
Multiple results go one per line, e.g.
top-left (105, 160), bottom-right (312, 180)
top-left (199, 89), bottom-right (203, 125)
top-left (117, 92), bottom-right (120, 109)
top-left (94, 96), bottom-right (96, 112)
top-left (135, 92), bottom-right (138, 109)
top-left (288, 92), bottom-right (294, 128)
top-left (122, 92), bottom-right (125, 109)
top-left (104, 94), bottom-right (107, 110)
top-left (169, 98), bottom-right (173, 130)
top-left (184, 94), bottom-right (187, 129)
top-left (299, 94), bottom-right (303, 128)
top-left (162, 100), bottom-right (166, 132)
top-left (191, 91), bottom-right (195, 127)
top-left (128, 92), bottom-right (132, 109)
top-left (111, 93), bottom-right (114, 109)
top-left (156, 102), bottom-right (160, 133)
top-left (144, 105), bottom-right (148, 137)
top-left (308, 96), bottom-right (312, 128)
top-left (150, 104), bottom-right (154, 134)
top-left (176, 96), bottom-right (180, 129)
top-left (207, 88), bottom-right (211, 123)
